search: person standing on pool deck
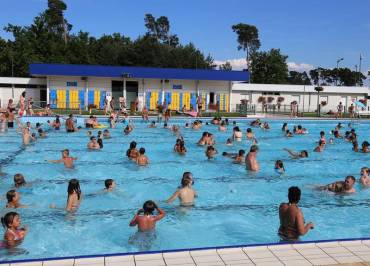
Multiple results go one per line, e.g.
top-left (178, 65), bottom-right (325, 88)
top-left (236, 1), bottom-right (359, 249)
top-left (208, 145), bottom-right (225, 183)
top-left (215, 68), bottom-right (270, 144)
top-left (48, 149), bottom-right (77, 168)
top-left (279, 186), bottom-right (314, 241)
top-left (246, 145), bottom-right (259, 171)
top-left (129, 200), bottom-right (165, 232)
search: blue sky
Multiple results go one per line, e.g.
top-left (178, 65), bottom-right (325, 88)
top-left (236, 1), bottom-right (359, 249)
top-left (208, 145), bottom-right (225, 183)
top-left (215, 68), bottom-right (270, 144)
top-left (1, 0), bottom-right (369, 77)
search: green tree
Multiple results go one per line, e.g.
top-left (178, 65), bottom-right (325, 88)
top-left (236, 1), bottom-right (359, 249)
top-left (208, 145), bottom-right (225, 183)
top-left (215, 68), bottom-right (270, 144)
top-left (219, 61), bottom-right (232, 71)
top-left (250, 49), bottom-right (289, 84)
top-left (144, 14), bottom-right (179, 47)
top-left (231, 23), bottom-right (260, 70)
top-left (309, 67), bottom-right (366, 86)
top-left (287, 71), bottom-right (311, 85)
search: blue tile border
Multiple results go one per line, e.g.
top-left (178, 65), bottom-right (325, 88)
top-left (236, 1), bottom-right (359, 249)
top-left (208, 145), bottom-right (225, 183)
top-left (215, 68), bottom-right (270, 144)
top-left (1, 236), bottom-right (370, 264)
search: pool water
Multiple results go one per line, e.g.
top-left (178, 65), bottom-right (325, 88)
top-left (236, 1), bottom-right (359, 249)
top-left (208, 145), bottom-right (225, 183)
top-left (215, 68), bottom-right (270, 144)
top-left (0, 118), bottom-right (369, 261)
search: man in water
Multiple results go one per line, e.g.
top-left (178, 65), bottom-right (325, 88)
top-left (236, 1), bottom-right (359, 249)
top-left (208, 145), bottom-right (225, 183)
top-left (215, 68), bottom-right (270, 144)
top-left (283, 148), bottom-right (308, 159)
top-left (66, 114), bottom-right (78, 132)
top-left (279, 186), bottom-right (314, 241)
top-left (48, 149), bottom-right (77, 168)
top-left (87, 136), bottom-right (101, 150)
top-left (245, 145), bottom-right (259, 171)
top-left (320, 176), bottom-right (356, 194)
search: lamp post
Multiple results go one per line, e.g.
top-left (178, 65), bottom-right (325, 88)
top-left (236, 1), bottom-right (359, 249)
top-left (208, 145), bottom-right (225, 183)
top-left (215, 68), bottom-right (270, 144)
top-left (336, 58), bottom-right (344, 86)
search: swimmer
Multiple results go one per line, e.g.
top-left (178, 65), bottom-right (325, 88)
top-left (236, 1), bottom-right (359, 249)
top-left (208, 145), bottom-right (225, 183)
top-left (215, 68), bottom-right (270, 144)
top-left (226, 138), bottom-right (233, 146)
top-left (5, 190), bottom-right (27, 208)
top-left (175, 140), bottom-right (187, 155)
top-left (103, 129), bottom-right (111, 139)
top-left (126, 141), bottom-right (139, 159)
top-left (360, 167), bottom-right (370, 187)
top-left (295, 125), bottom-right (306, 134)
top-left (51, 115), bottom-right (61, 130)
top-left (261, 122), bottom-right (270, 130)
top-left (278, 186), bottom-right (314, 241)
top-left (148, 121), bottom-right (156, 128)
top-left (87, 130), bottom-right (92, 136)
top-left (275, 160), bottom-right (285, 174)
top-left (245, 145), bottom-right (259, 171)
top-left (333, 130), bottom-right (342, 138)
top-left (319, 176), bottom-right (356, 194)
top-left (51, 179), bottom-right (82, 211)
top-left (319, 131), bottom-right (326, 145)
top-left (97, 138), bottom-right (103, 149)
top-left (129, 200), bottom-right (165, 232)
top-left (124, 124), bottom-right (133, 135)
top-left (87, 136), bottom-right (100, 150)
top-left (335, 122), bottom-right (343, 131)
top-left (66, 114), bottom-right (79, 132)
top-left (1, 212), bottom-right (28, 247)
top-left (136, 147), bottom-right (149, 166)
top-left (246, 128), bottom-right (254, 139)
top-left (283, 148), bottom-right (308, 159)
top-left (352, 141), bottom-right (359, 152)
top-left (250, 119), bottom-right (261, 127)
top-left (222, 149), bottom-right (245, 164)
top-left (285, 130), bottom-right (293, 137)
top-left (314, 140), bottom-right (325, 152)
top-left (232, 127), bottom-right (242, 141)
top-left (166, 172), bottom-right (197, 206)
top-left (361, 141), bottom-right (369, 153)
top-left (329, 138), bottom-right (334, 144)
top-left (48, 149), bottom-right (77, 168)
top-left (282, 123), bottom-right (288, 132)
top-left (198, 132), bottom-right (207, 146)
top-left (205, 145), bottom-right (218, 159)
top-left (104, 179), bottom-right (116, 192)
top-left (218, 121), bottom-right (227, 132)
top-left (184, 123), bottom-right (190, 129)
top-left (38, 128), bottom-right (47, 138)
top-left (14, 174), bottom-right (26, 188)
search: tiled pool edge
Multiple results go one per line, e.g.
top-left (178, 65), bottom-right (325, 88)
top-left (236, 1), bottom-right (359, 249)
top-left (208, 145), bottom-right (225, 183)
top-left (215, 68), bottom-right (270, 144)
top-left (3, 237), bottom-right (370, 265)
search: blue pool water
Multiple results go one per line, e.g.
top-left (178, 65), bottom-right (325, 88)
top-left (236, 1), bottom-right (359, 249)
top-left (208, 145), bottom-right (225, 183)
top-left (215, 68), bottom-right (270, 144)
top-left (0, 118), bottom-right (369, 261)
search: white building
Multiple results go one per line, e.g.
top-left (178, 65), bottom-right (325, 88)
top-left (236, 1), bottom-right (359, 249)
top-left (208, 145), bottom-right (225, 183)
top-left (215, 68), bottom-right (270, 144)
top-left (0, 63), bottom-right (369, 113)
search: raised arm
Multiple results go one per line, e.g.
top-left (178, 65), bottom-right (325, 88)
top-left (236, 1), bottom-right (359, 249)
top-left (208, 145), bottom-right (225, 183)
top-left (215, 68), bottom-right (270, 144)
top-left (153, 207), bottom-right (166, 222)
top-left (129, 209), bottom-right (143, 226)
top-left (283, 148), bottom-right (298, 158)
top-left (48, 159), bottom-right (63, 163)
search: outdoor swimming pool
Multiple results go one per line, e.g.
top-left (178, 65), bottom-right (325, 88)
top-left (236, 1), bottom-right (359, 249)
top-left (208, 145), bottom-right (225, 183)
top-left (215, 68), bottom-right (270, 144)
top-left (0, 117), bottom-right (369, 261)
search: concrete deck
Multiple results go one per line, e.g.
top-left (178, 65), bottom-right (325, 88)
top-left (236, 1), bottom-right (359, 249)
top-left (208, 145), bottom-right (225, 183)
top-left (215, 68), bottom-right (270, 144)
top-left (4, 239), bottom-right (370, 266)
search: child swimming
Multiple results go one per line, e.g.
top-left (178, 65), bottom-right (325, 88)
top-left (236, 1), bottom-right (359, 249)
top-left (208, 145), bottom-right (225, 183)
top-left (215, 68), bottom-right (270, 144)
top-left (51, 179), bottom-right (82, 211)
top-left (206, 145), bottom-right (218, 159)
top-left (5, 190), bottom-right (27, 208)
top-left (14, 173), bottom-right (26, 188)
top-left (104, 179), bottom-right (116, 192)
top-left (1, 212), bottom-right (28, 247)
top-left (360, 167), bottom-right (370, 187)
top-left (126, 141), bottom-right (139, 159)
top-left (275, 160), bottom-right (285, 174)
top-left (136, 148), bottom-right (149, 166)
top-left (166, 172), bottom-right (197, 206)
top-left (48, 149), bottom-right (77, 168)
top-left (129, 200), bottom-right (165, 232)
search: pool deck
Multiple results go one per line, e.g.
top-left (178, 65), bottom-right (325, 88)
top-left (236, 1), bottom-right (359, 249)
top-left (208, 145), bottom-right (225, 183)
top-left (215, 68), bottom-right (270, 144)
top-left (4, 239), bottom-right (370, 266)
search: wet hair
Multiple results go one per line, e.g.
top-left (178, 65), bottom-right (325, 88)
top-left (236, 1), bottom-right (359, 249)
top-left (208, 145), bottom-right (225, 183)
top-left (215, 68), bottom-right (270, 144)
top-left (90, 136), bottom-right (96, 141)
top-left (238, 149), bottom-right (245, 156)
top-left (181, 176), bottom-right (193, 187)
top-left (6, 190), bottom-right (17, 203)
top-left (185, 123), bottom-right (189, 127)
top-left (320, 131), bottom-right (325, 136)
top-left (346, 175), bottom-right (356, 182)
top-left (104, 179), bottom-right (114, 189)
top-left (67, 179), bottom-right (81, 200)
top-left (361, 167), bottom-right (370, 175)
top-left (97, 138), bottom-right (103, 148)
top-left (69, 114), bottom-right (73, 118)
top-left (275, 160), bottom-right (284, 170)
top-left (1, 212), bottom-right (19, 229)
top-left (226, 138), bottom-right (232, 144)
top-left (151, 121), bottom-right (155, 125)
top-left (129, 141), bottom-right (137, 149)
top-left (282, 123), bottom-right (287, 130)
top-left (318, 140), bottom-right (324, 146)
top-left (246, 128), bottom-right (252, 133)
top-left (362, 141), bottom-right (369, 148)
top-left (62, 149), bottom-right (70, 155)
top-left (36, 123), bottom-right (41, 128)
top-left (139, 147), bottom-right (145, 154)
top-left (56, 115), bottom-right (60, 123)
top-left (288, 186), bottom-right (301, 204)
top-left (21, 91), bottom-right (26, 97)
top-left (250, 145), bottom-right (259, 152)
top-left (14, 174), bottom-right (26, 188)
top-left (38, 128), bottom-right (43, 134)
top-left (297, 125), bottom-right (302, 130)
top-left (164, 123), bottom-right (168, 127)
top-left (182, 172), bottom-right (194, 185)
top-left (143, 200), bottom-right (157, 215)
top-left (301, 150), bottom-right (309, 157)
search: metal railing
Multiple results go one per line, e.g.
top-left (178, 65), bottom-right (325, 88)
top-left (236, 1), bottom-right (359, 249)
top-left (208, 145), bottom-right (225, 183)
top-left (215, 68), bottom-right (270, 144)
top-left (235, 104), bottom-right (256, 116)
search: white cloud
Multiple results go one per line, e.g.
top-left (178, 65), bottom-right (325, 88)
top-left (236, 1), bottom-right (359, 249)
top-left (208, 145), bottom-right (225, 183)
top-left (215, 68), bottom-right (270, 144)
top-left (287, 62), bottom-right (314, 73)
top-left (214, 58), bottom-right (247, 70)
top-left (215, 58), bottom-right (314, 73)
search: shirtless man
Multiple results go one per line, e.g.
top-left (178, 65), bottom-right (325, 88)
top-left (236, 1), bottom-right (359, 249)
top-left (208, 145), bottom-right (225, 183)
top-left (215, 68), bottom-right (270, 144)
top-left (136, 148), bottom-right (149, 166)
top-left (283, 148), bottom-right (308, 159)
top-left (48, 149), bottom-right (77, 168)
top-left (87, 136), bottom-right (100, 150)
top-left (129, 200), bottom-right (165, 232)
top-left (245, 145), bottom-right (259, 171)
top-left (166, 172), bottom-right (197, 206)
top-left (246, 128), bottom-right (254, 140)
top-left (320, 176), bottom-right (356, 194)
top-left (314, 140), bottom-right (325, 152)
top-left (232, 127), bottom-right (242, 141)
top-left (279, 186), bottom-right (314, 241)
top-left (66, 114), bottom-right (78, 132)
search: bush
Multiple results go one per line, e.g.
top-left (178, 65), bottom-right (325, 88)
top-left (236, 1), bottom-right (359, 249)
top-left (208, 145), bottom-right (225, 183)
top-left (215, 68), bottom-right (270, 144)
top-left (267, 96), bottom-right (275, 103)
top-left (321, 101), bottom-right (327, 106)
top-left (88, 104), bottom-right (97, 109)
top-left (240, 99), bottom-right (249, 104)
top-left (277, 97), bottom-right (285, 103)
top-left (258, 96), bottom-right (266, 103)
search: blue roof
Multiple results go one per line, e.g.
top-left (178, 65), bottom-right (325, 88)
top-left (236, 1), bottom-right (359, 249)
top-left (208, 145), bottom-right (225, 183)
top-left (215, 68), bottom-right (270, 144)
top-left (29, 63), bottom-right (249, 82)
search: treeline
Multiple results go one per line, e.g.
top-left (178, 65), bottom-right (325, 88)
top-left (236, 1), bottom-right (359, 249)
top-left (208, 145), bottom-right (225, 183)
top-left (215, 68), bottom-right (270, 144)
top-left (0, 0), bottom-right (366, 86)
top-left (0, 0), bottom-right (213, 77)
